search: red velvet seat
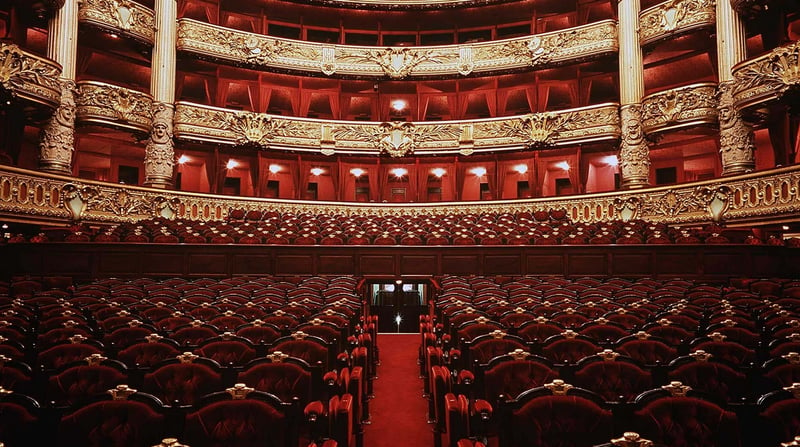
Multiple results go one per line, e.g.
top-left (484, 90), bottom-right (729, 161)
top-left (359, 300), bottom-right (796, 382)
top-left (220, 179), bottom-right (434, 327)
top-left (117, 340), bottom-right (182, 369)
top-left (37, 342), bottom-right (103, 371)
top-left (143, 355), bottom-right (224, 406)
top-left (57, 386), bottom-right (167, 447)
top-left (616, 337), bottom-right (678, 366)
top-left (237, 356), bottom-right (314, 404)
top-left (541, 334), bottom-right (601, 365)
top-left (194, 337), bottom-right (257, 367)
top-left (466, 334), bottom-right (527, 366)
top-left (499, 380), bottom-right (613, 447)
top-left (46, 357), bottom-right (129, 407)
top-left (757, 383), bottom-right (800, 446)
top-left (690, 340), bottom-right (757, 367)
top-left (667, 355), bottom-right (749, 404)
top-left (0, 357), bottom-right (32, 393)
top-left (572, 353), bottom-right (652, 403)
top-left (632, 384), bottom-right (741, 447)
top-left (172, 324), bottom-right (220, 347)
top-left (481, 353), bottom-right (559, 402)
top-left (183, 386), bottom-right (300, 447)
top-left (271, 335), bottom-right (331, 370)
top-left (0, 391), bottom-right (41, 447)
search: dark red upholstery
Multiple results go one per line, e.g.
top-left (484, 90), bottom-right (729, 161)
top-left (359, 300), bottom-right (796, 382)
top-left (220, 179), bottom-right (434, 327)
top-left (237, 362), bottom-right (312, 404)
top-left (58, 399), bottom-right (166, 447)
top-left (633, 396), bottom-right (741, 447)
top-left (691, 341), bottom-right (756, 366)
top-left (507, 393), bottom-right (613, 447)
top-left (271, 339), bottom-right (329, 369)
top-left (47, 365), bottom-right (128, 406)
top-left (483, 359), bottom-right (559, 401)
top-left (37, 344), bottom-right (103, 370)
top-left (541, 338), bottom-right (601, 364)
top-left (573, 360), bottom-right (652, 402)
top-left (0, 394), bottom-right (39, 447)
top-left (143, 362), bottom-right (223, 406)
top-left (195, 340), bottom-right (257, 367)
top-left (616, 339), bottom-right (678, 366)
top-left (184, 399), bottom-right (287, 447)
top-left (469, 338), bottom-right (527, 365)
top-left (117, 342), bottom-right (181, 368)
top-left (668, 361), bottom-right (748, 403)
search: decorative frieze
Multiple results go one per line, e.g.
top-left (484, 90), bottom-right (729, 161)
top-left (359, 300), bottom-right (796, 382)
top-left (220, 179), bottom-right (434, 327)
top-left (639, 0), bottom-right (716, 46)
top-left (176, 19), bottom-right (617, 79)
top-left (39, 80), bottom-right (77, 174)
top-left (75, 81), bottom-right (153, 133)
top-left (731, 40), bottom-right (800, 109)
top-left (174, 101), bottom-right (620, 154)
top-left (0, 163), bottom-right (799, 226)
top-left (143, 103), bottom-right (175, 188)
top-left (717, 80), bottom-right (755, 175)
top-left (619, 104), bottom-right (650, 189)
top-left (78, 0), bottom-right (155, 44)
top-left (0, 43), bottom-right (63, 109)
top-left (641, 83), bottom-right (718, 133)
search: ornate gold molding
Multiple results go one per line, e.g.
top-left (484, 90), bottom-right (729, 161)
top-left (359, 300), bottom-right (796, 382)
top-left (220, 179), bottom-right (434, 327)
top-left (641, 83), bottom-right (718, 133)
top-left (731, 40), bottom-right (800, 109)
top-left (78, 0), bottom-right (155, 44)
top-left (281, 0), bottom-right (516, 9)
top-left (0, 43), bottom-right (62, 109)
top-left (639, 0), bottom-right (716, 47)
top-left (176, 19), bottom-right (617, 79)
top-left (174, 101), bottom-right (620, 154)
top-left (75, 81), bottom-right (153, 134)
top-left (1, 164), bottom-right (799, 226)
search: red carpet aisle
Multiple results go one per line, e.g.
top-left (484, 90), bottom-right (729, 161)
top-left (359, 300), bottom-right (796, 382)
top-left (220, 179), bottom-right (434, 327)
top-left (364, 333), bottom-right (433, 447)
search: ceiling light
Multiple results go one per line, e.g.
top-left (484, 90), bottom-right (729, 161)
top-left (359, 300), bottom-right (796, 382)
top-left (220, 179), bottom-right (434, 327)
top-left (514, 164), bottom-right (528, 174)
top-left (391, 168), bottom-right (408, 178)
top-left (603, 155), bottom-right (619, 167)
top-left (556, 161), bottom-right (570, 171)
top-left (471, 167), bottom-right (487, 177)
top-left (226, 159), bottom-right (239, 170)
top-left (350, 168), bottom-right (365, 177)
top-left (177, 155), bottom-right (190, 164)
top-left (310, 167), bottom-right (324, 176)
top-left (391, 99), bottom-right (407, 112)
top-left (782, 225), bottom-right (790, 231)
top-left (431, 168), bottom-right (446, 178)
top-left (268, 164), bottom-right (282, 174)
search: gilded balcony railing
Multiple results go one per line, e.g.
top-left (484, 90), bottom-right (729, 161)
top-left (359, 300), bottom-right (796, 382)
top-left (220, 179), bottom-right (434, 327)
top-left (173, 102), bottom-right (621, 156)
top-left (75, 81), bottom-right (154, 134)
top-left (176, 19), bottom-right (617, 79)
top-left (731, 40), bottom-right (800, 109)
top-left (1, 163), bottom-right (799, 226)
top-left (78, 0), bottom-right (155, 44)
top-left (0, 43), bottom-right (63, 109)
top-left (639, 0), bottom-right (716, 46)
top-left (641, 83), bottom-right (718, 134)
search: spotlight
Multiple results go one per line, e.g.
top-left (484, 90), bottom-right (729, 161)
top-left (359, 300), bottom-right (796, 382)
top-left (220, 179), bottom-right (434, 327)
top-left (350, 168), bottom-right (365, 177)
top-left (391, 99), bottom-right (407, 112)
top-left (514, 164), bottom-right (528, 174)
top-left (391, 168), bottom-right (408, 178)
top-left (177, 155), bottom-right (190, 164)
top-left (603, 155), bottom-right (619, 167)
top-left (556, 161), bottom-right (570, 171)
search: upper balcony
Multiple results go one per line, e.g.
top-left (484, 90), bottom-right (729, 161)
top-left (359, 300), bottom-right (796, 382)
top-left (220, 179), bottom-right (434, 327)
top-left (175, 18), bottom-right (618, 80)
top-left (0, 42), bottom-right (63, 112)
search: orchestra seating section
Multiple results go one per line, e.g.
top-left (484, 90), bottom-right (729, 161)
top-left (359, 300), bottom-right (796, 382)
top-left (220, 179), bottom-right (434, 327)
top-left (421, 275), bottom-right (800, 447)
top-left (0, 275), bottom-right (375, 447)
top-left (9, 210), bottom-right (800, 247)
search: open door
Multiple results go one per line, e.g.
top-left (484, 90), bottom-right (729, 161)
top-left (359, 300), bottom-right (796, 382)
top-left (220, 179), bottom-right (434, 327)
top-left (368, 279), bottom-right (430, 333)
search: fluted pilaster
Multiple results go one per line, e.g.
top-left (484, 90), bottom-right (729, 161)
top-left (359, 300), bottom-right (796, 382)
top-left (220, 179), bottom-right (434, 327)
top-left (39, 0), bottom-right (78, 174)
top-left (145, 0), bottom-right (178, 188)
top-left (716, 0), bottom-right (755, 174)
top-left (617, 0), bottom-right (649, 188)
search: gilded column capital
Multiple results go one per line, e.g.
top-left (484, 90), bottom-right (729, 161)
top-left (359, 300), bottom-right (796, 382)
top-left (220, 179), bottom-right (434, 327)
top-left (143, 102), bottom-right (175, 188)
top-left (717, 80), bottom-right (755, 174)
top-left (619, 104), bottom-right (650, 189)
top-left (39, 79), bottom-right (77, 174)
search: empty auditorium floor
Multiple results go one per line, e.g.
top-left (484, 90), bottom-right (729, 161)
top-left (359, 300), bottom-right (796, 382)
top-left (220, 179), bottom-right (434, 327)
top-left (364, 333), bottom-right (431, 447)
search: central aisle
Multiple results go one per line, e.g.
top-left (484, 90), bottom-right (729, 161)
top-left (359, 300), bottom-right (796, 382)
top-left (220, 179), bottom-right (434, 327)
top-left (364, 333), bottom-right (432, 447)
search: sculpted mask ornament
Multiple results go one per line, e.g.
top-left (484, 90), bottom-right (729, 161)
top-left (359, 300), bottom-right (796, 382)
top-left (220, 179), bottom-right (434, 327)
top-left (619, 104), bottom-right (650, 188)
top-left (360, 47), bottom-right (438, 79)
top-left (39, 80), bottom-right (77, 174)
top-left (112, 0), bottom-right (135, 30)
top-left (716, 81), bottom-right (755, 174)
top-left (378, 122), bottom-right (416, 157)
top-left (144, 103), bottom-right (175, 188)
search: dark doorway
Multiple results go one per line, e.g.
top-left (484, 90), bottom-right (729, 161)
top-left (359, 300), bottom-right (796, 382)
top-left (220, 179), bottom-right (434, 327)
top-left (369, 279), bottom-right (429, 333)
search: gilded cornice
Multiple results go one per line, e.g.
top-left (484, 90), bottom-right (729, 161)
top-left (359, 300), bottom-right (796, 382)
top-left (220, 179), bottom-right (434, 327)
top-left (75, 81), bottom-right (154, 134)
top-left (280, 0), bottom-right (517, 10)
top-left (639, 0), bottom-right (716, 47)
top-left (731, 40), bottom-right (800, 109)
top-left (173, 102), bottom-right (620, 154)
top-left (0, 43), bottom-right (63, 109)
top-left (78, 0), bottom-right (155, 44)
top-left (729, 0), bottom-right (776, 17)
top-left (641, 83), bottom-right (718, 133)
top-left (175, 19), bottom-right (617, 79)
top-left (2, 163), bottom-right (798, 226)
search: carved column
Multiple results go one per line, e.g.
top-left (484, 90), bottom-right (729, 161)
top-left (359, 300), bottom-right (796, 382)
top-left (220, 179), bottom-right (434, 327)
top-left (144, 0), bottom-right (177, 188)
top-left (617, 0), bottom-right (650, 188)
top-left (39, 0), bottom-right (77, 174)
top-left (717, 0), bottom-right (755, 174)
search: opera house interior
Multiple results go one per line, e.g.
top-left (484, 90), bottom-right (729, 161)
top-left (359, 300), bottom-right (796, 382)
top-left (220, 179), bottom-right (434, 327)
top-left (0, 0), bottom-right (800, 446)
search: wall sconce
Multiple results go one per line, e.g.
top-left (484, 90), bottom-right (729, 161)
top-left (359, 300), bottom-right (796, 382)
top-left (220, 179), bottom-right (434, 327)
top-left (471, 167), bottom-right (487, 177)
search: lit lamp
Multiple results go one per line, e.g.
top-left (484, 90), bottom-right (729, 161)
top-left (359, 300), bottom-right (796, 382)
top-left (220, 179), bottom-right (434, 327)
top-left (395, 313), bottom-right (402, 333)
